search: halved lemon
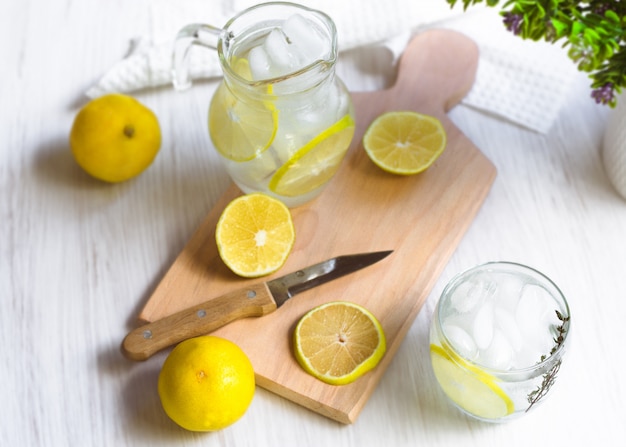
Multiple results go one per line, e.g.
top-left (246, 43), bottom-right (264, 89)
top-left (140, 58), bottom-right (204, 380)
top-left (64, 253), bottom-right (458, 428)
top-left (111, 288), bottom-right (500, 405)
top-left (209, 80), bottom-right (278, 162)
top-left (293, 301), bottom-right (386, 385)
top-left (363, 111), bottom-right (446, 175)
top-left (215, 193), bottom-right (295, 278)
top-left (430, 344), bottom-right (514, 419)
top-left (269, 114), bottom-right (355, 197)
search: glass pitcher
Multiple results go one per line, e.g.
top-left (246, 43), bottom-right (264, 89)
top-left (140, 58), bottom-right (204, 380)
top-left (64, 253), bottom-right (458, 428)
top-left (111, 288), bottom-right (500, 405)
top-left (172, 2), bottom-right (355, 207)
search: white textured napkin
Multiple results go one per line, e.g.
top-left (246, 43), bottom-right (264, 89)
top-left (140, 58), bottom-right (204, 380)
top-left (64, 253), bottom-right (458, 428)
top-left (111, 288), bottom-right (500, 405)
top-left (439, 9), bottom-right (578, 133)
top-left (87, 0), bottom-right (578, 133)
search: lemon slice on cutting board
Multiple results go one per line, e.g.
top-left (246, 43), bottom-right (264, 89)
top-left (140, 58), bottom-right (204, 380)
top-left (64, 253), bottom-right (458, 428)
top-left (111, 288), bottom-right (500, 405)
top-left (293, 301), bottom-right (386, 385)
top-left (215, 193), bottom-right (295, 278)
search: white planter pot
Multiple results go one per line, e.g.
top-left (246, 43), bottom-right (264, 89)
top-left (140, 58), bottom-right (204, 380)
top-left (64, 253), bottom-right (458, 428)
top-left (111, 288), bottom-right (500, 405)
top-left (603, 94), bottom-right (626, 199)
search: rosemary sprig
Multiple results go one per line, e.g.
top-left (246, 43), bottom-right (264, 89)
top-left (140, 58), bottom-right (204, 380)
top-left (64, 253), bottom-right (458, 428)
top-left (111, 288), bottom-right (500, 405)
top-left (447, 0), bottom-right (626, 106)
top-left (526, 309), bottom-right (570, 412)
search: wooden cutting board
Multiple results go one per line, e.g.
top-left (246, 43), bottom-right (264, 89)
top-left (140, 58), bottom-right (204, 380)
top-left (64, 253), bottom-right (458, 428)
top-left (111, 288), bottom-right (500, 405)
top-left (135, 29), bottom-right (496, 424)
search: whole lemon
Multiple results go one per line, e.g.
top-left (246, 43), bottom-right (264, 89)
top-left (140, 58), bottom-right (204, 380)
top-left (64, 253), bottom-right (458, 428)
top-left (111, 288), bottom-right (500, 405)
top-left (70, 94), bottom-right (161, 182)
top-left (158, 336), bottom-right (255, 432)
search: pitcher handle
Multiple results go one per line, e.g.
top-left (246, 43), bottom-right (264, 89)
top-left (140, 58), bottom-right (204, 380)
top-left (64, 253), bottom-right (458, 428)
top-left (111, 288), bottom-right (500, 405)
top-left (172, 23), bottom-right (222, 91)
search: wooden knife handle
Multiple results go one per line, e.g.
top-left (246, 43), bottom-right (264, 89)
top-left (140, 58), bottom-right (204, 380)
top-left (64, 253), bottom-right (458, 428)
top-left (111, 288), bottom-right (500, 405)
top-left (121, 282), bottom-right (277, 361)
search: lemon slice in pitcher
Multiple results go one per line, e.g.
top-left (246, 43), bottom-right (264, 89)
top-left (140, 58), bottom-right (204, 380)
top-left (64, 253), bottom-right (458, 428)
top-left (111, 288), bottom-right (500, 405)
top-left (209, 73), bottom-right (278, 162)
top-left (430, 344), bottom-right (514, 419)
top-left (269, 114), bottom-right (355, 197)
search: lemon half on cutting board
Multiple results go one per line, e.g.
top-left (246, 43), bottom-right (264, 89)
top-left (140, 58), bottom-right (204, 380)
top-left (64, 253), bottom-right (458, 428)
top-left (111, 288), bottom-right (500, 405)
top-left (215, 193), bottom-right (295, 277)
top-left (363, 111), bottom-right (446, 175)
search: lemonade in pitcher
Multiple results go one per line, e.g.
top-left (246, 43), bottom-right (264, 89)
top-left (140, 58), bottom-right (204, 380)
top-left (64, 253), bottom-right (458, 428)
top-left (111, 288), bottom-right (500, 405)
top-left (173, 3), bottom-right (355, 207)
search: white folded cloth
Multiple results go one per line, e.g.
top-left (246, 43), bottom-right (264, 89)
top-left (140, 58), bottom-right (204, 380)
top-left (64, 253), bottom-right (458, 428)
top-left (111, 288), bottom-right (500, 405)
top-left (87, 0), bottom-right (578, 133)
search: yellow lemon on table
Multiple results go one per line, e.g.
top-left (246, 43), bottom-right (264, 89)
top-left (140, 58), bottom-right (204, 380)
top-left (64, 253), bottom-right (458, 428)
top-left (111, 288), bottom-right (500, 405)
top-left (215, 193), bottom-right (295, 278)
top-left (293, 301), bottom-right (386, 385)
top-left (70, 94), bottom-right (161, 182)
top-left (363, 111), bottom-right (446, 175)
top-left (158, 336), bottom-right (255, 432)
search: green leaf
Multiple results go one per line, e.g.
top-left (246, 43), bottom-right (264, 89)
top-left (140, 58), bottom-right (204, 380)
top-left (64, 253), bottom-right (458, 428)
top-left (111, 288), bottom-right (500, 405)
top-left (604, 10), bottom-right (620, 24)
top-left (447, 0), bottom-right (626, 105)
top-left (583, 27), bottom-right (601, 43)
top-left (570, 21), bottom-right (586, 38)
top-left (603, 44), bottom-right (615, 61)
top-left (550, 18), bottom-right (568, 38)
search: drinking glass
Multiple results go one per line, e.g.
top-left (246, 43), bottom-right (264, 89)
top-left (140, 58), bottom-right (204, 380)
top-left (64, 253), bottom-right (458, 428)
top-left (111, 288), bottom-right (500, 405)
top-left (430, 262), bottom-right (571, 422)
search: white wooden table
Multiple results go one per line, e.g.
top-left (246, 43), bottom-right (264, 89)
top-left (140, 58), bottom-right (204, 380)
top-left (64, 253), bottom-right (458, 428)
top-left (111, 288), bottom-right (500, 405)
top-left (2, 1), bottom-right (625, 445)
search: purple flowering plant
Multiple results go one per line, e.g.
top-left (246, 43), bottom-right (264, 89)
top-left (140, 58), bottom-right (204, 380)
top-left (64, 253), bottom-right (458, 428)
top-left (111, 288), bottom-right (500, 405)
top-left (447, 0), bottom-right (626, 106)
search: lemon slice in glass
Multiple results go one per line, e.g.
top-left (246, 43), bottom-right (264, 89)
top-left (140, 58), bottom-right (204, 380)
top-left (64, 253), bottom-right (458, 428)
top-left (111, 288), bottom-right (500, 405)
top-left (209, 68), bottom-right (278, 162)
top-left (430, 344), bottom-right (514, 419)
top-left (215, 193), bottom-right (295, 278)
top-left (293, 301), bottom-right (386, 385)
top-left (269, 114), bottom-right (355, 197)
top-left (363, 111), bottom-right (446, 175)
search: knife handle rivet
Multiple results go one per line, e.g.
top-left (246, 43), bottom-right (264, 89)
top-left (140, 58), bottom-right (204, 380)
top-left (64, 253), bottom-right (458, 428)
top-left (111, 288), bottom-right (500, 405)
top-left (247, 290), bottom-right (257, 299)
top-left (197, 309), bottom-right (207, 318)
top-left (143, 330), bottom-right (153, 339)
top-left (295, 270), bottom-right (304, 277)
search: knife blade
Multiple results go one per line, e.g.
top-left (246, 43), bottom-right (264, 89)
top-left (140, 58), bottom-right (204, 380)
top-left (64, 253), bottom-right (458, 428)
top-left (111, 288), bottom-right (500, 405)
top-left (122, 250), bottom-right (392, 361)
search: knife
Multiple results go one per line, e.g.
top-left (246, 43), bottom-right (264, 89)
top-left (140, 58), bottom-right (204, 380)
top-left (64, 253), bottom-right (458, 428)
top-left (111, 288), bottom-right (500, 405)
top-left (122, 250), bottom-right (392, 361)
